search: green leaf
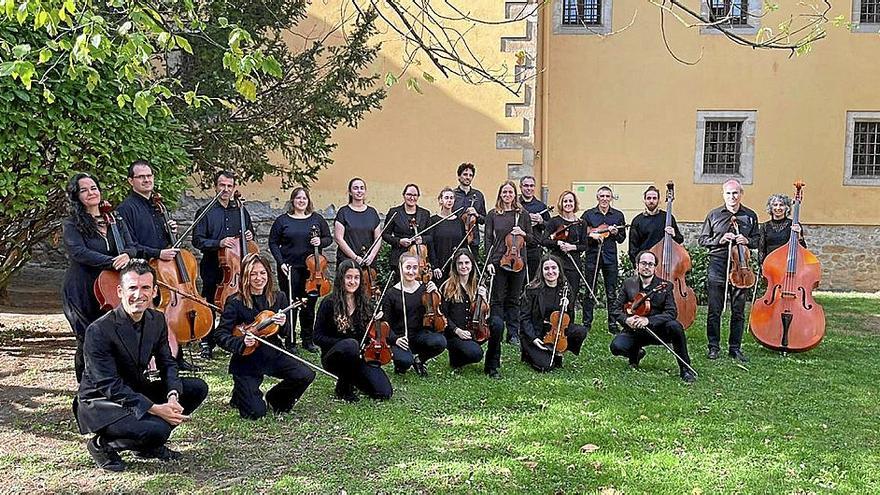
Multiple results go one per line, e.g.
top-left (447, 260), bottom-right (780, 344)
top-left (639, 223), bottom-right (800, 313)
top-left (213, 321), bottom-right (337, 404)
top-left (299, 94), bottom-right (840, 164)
top-left (38, 47), bottom-right (52, 64)
top-left (234, 77), bottom-right (257, 101)
top-left (90, 34), bottom-right (102, 48)
top-left (12, 44), bottom-right (31, 59)
top-left (118, 20), bottom-right (132, 35)
top-left (16, 3), bottom-right (27, 25)
top-left (422, 71), bottom-right (435, 83)
top-left (64, 0), bottom-right (76, 14)
top-left (384, 72), bottom-right (398, 87)
top-left (261, 56), bottom-right (282, 78)
top-left (133, 91), bottom-right (153, 117)
top-left (157, 32), bottom-right (170, 48)
top-left (17, 61), bottom-right (35, 89)
top-left (174, 35), bottom-right (192, 54)
top-left (43, 88), bottom-right (55, 104)
top-left (406, 77), bottom-right (422, 94)
top-left (116, 93), bottom-right (126, 108)
top-left (218, 16), bottom-right (228, 27)
top-left (35, 10), bottom-right (49, 29)
top-left (0, 61), bottom-right (15, 76)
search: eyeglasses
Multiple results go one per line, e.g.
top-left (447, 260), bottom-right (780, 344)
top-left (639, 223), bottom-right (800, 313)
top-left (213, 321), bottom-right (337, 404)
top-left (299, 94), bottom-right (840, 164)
top-left (132, 174), bottom-right (153, 180)
top-left (404, 193), bottom-right (420, 198)
top-left (638, 261), bottom-right (656, 267)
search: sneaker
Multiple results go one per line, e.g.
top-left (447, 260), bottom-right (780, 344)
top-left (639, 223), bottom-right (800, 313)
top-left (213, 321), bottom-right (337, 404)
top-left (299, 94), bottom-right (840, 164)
top-left (729, 348), bottom-right (750, 363)
top-left (681, 370), bottom-right (697, 384)
top-left (707, 348), bottom-right (720, 360)
top-left (302, 342), bottom-right (319, 354)
top-left (629, 348), bottom-right (646, 368)
top-left (199, 342), bottom-right (213, 360)
top-left (87, 436), bottom-right (126, 472)
top-left (412, 357), bottom-right (428, 377)
top-left (133, 445), bottom-right (183, 462)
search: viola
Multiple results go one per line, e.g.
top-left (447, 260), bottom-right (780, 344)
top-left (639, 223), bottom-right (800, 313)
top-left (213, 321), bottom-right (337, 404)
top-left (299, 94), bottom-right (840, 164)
top-left (93, 201), bottom-right (126, 311)
top-left (362, 280), bottom-right (395, 365)
top-left (588, 223), bottom-right (627, 240)
top-left (624, 282), bottom-right (669, 317)
top-left (215, 190), bottom-right (260, 309)
top-left (750, 181), bottom-right (825, 353)
top-left (150, 193), bottom-right (215, 344)
top-left (359, 247), bottom-right (382, 301)
top-left (543, 284), bottom-right (571, 356)
top-left (728, 217), bottom-right (757, 289)
top-left (422, 289), bottom-right (447, 333)
top-left (232, 298), bottom-right (306, 356)
top-left (304, 225), bottom-right (330, 297)
top-left (466, 282), bottom-right (491, 343)
top-left (499, 212), bottom-right (525, 272)
top-left (549, 219), bottom-right (583, 242)
top-left (461, 196), bottom-right (478, 245)
top-left (648, 182), bottom-right (697, 329)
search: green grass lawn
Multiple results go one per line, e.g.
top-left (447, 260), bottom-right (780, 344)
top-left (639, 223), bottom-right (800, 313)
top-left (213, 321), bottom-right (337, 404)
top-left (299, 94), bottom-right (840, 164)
top-left (3, 293), bottom-right (879, 494)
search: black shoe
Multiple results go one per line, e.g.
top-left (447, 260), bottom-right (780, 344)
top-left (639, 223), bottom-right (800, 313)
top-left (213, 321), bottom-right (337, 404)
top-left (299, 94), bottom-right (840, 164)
top-left (629, 348), bottom-right (646, 368)
top-left (412, 357), bottom-right (428, 377)
top-left (87, 436), bottom-right (126, 472)
top-left (707, 348), bottom-right (720, 360)
top-left (608, 326), bottom-right (620, 335)
top-left (507, 336), bottom-right (520, 346)
top-left (302, 342), bottom-right (319, 354)
top-left (334, 382), bottom-right (360, 403)
top-left (133, 445), bottom-right (183, 462)
top-left (681, 370), bottom-right (697, 384)
top-left (284, 342), bottom-right (299, 354)
top-left (486, 369), bottom-right (501, 379)
top-left (177, 358), bottom-right (200, 372)
top-left (729, 348), bottom-right (750, 363)
top-left (199, 342), bottom-right (213, 360)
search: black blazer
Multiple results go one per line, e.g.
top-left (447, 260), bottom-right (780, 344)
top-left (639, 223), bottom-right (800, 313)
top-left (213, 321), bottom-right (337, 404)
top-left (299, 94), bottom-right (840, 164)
top-left (610, 276), bottom-right (677, 330)
top-left (76, 307), bottom-right (181, 434)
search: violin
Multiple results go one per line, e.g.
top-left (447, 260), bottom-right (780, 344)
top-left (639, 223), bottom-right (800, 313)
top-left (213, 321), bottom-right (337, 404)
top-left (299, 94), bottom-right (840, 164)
top-left (588, 223), bottom-right (627, 240)
top-left (150, 193), bottom-right (215, 344)
top-left (304, 225), bottom-right (331, 297)
top-left (499, 212), bottom-right (525, 272)
top-left (93, 201), bottom-right (126, 311)
top-left (543, 284), bottom-right (571, 357)
top-left (648, 182), bottom-right (697, 329)
top-left (359, 247), bottom-right (382, 301)
top-left (215, 190), bottom-right (260, 309)
top-left (461, 196), bottom-right (478, 244)
top-left (232, 298), bottom-right (306, 356)
top-left (422, 288), bottom-right (447, 333)
top-left (624, 282), bottom-right (669, 317)
top-left (750, 181), bottom-right (825, 352)
top-left (466, 279), bottom-right (491, 343)
top-left (549, 219), bottom-right (583, 242)
top-left (362, 278), bottom-right (395, 365)
top-left (408, 218), bottom-right (432, 283)
top-left (728, 217), bottom-right (757, 289)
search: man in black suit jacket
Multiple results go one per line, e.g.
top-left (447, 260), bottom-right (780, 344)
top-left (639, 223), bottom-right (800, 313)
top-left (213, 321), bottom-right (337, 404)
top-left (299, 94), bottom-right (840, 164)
top-left (76, 259), bottom-right (208, 472)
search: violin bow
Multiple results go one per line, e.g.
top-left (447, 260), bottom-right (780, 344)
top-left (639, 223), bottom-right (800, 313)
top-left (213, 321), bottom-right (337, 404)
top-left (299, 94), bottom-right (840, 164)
top-left (155, 281), bottom-right (221, 312)
top-left (405, 207), bottom-right (464, 242)
top-left (287, 273), bottom-right (295, 348)
top-left (172, 189), bottom-right (224, 249)
top-left (360, 274), bottom-right (396, 348)
top-left (360, 211), bottom-right (398, 265)
top-left (440, 222), bottom-right (478, 274)
top-left (243, 331), bottom-right (338, 380)
top-left (548, 283), bottom-right (569, 369)
top-left (641, 325), bottom-right (699, 377)
top-left (399, 263), bottom-right (409, 341)
top-left (565, 252), bottom-right (601, 305)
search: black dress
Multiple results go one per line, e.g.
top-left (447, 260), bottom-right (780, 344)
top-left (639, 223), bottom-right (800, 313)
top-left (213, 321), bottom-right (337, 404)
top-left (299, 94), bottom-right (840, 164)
top-left (428, 213), bottom-right (467, 279)
top-left (382, 204), bottom-right (432, 272)
top-left (334, 205), bottom-right (380, 265)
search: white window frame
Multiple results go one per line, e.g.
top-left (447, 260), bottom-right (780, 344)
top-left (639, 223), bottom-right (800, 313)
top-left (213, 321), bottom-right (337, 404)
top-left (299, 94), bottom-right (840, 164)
top-left (851, 0), bottom-right (880, 33)
top-left (700, 0), bottom-right (762, 36)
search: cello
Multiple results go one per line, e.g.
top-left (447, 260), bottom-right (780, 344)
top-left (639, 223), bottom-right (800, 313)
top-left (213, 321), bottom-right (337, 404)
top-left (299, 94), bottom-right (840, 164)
top-left (750, 181), bottom-right (825, 353)
top-left (149, 193), bottom-right (216, 346)
top-left (93, 201), bottom-right (127, 311)
top-left (304, 225), bottom-right (331, 297)
top-left (215, 190), bottom-right (260, 309)
top-left (648, 182), bottom-right (697, 329)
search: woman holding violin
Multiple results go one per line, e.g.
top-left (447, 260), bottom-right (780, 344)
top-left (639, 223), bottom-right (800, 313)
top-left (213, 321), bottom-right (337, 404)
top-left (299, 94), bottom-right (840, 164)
top-left (429, 187), bottom-right (467, 281)
top-left (439, 249), bottom-right (502, 375)
top-left (333, 177), bottom-right (382, 269)
top-left (382, 183), bottom-right (433, 275)
top-left (519, 255), bottom-right (587, 372)
top-left (214, 253), bottom-right (316, 420)
top-left (62, 172), bottom-right (136, 382)
top-left (609, 251), bottom-right (695, 383)
top-left (541, 191), bottom-right (587, 300)
top-left (313, 259), bottom-right (393, 402)
top-left (269, 187), bottom-right (331, 354)
top-left (758, 193), bottom-right (806, 263)
top-left (485, 181), bottom-right (533, 346)
top-left (382, 252), bottom-right (447, 376)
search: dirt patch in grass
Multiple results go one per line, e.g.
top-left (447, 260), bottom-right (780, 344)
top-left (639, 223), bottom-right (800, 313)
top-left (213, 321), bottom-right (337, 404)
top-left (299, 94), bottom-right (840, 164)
top-left (830, 313), bottom-right (880, 337)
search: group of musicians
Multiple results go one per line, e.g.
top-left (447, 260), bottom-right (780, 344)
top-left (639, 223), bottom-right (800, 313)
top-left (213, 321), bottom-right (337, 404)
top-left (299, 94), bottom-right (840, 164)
top-left (63, 161), bottom-right (805, 471)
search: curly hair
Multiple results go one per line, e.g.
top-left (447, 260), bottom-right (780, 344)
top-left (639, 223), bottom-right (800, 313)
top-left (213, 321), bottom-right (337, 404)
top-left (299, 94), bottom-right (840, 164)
top-left (65, 172), bottom-right (101, 237)
top-left (765, 194), bottom-right (792, 216)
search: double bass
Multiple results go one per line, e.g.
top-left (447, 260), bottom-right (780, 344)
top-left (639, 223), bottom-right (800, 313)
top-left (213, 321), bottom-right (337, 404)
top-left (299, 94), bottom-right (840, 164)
top-left (93, 201), bottom-right (126, 311)
top-left (215, 191), bottom-right (260, 309)
top-left (648, 182), bottom-right (697, 329)
top-left (149, 193), bottom-right (215, 347)
top-left (750, 181), bottom-right (825, 353)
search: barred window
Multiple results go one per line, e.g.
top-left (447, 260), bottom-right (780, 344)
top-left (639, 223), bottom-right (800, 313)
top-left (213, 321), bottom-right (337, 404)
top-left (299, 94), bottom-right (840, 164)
top-left (702, 120), bottom-right (743, 175)
top-left (562, 0), bottom-right (602, 25)
top-left (861, 0), bottom-right (880, 23)
top-left (852, 121), bottom-right (880, 177)
top-left (709, 0), bottom-right (749, 25)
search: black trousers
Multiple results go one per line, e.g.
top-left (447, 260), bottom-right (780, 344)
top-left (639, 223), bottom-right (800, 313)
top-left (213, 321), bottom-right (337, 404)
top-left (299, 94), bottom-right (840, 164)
top-left (62, 302), bottom-right (95, 383)
top-left (525, 247), bottom-right (543, 286)
top-left (490, 264), bottom-right (526, 341)
top-left (447, 334), bottom-right (484, 369)
top-left (230, 356), bottom-right (316, 420)
top-left (322, 339), bottom-right (392, 400)
top-left (484, 315), bottom-right (506, 373)
top-left (610, 320), bottom-right (692, 374)
top-left (392, 330), bottom-right (447, 373)
top-left (99, 378), bottom-right (208, 451)
top-left (200, 278), bottom-right (219, 349)
top-left (278, 266), bottom-right (319, 347)
top-left (520, 324), bottom-right (588, 372)
top-left (582, 253), bottom-right (619, 333)
top-left (706, 280), bottom-right (748, 351)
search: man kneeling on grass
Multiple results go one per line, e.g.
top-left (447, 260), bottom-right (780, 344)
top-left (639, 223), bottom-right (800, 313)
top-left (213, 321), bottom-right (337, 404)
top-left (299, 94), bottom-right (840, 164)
top-left (75, 259), bottom-right (208, 472)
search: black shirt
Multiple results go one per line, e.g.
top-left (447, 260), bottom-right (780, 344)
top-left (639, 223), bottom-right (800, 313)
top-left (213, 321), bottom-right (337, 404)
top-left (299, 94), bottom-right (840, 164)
top-left (580, 206), bottom-right (627, 264)
top-left (610, 276), bottom-right (677, 330)
top-left (215, 291), bottom-right (289, 375)
top-left (313, 297), bottom-right (367, 354)
top-left (382, 204), bottom-right (433, 269)
top-left (439, 286), bottom-right (472, 336)
top-left (428, 214), bottom-right (466, 275)
top-left (334, 205), bottom-right (381, 264)
top-left (698, 205), bottom-right (760, 282)
top-left (192, 201), bottom-right (254, 284)
top-left (758, 218), bottom-right (807, 262)
top-left (382, 284), bottom-right (428, 343)
top-left (116, 192), bottom-right (171, 260)
top-left (520, 196), bottom-right (551, 251)
top-left (268, 212), bottom-right (332, 269)
top-left (519, 284), bottom-right (576, 341)
top-left (453, 186), bottom-right (487, 247)
top-left (628, 210), bottom-right (684, 264)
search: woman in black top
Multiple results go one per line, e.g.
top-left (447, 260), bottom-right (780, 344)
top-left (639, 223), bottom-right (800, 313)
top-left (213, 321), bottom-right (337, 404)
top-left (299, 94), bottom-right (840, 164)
top-left (430, 187), bottom-right (468, 281)
top-left (440, 249), bottom-right (505, 376)
top-left (62, 172), bottom-right (136, 382)
top-left (485, 181), bottom-right (533, 346)
top-left (382, 253), bottom-right (447, 375)
top-left (758, 193), bottom-right (806, 262)
top-left (268, 187), bottom-right (331, 353)
top-left (314, 259), bottom-right (393, 402)
top-left (215, 254), bottom-right (316, 420)
top-left (520, 254), bottom-right (588, 372)
top-left (382, 183), bottom-right (433, 275)
top-left (334, 177), bottom-right (382, 268)
top-left (541, 191), bottom-right (587, 302)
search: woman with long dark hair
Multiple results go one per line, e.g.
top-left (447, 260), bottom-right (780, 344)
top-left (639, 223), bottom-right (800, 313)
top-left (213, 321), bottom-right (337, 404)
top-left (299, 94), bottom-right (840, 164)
top-left (313, 259), bottom-right (393, 402)
top-left (62, 172), bottom-right (136, 382)
top-left (268, 187), bottom-right (331, 353)
top-left (214, 253), bottom-right (316, 419)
